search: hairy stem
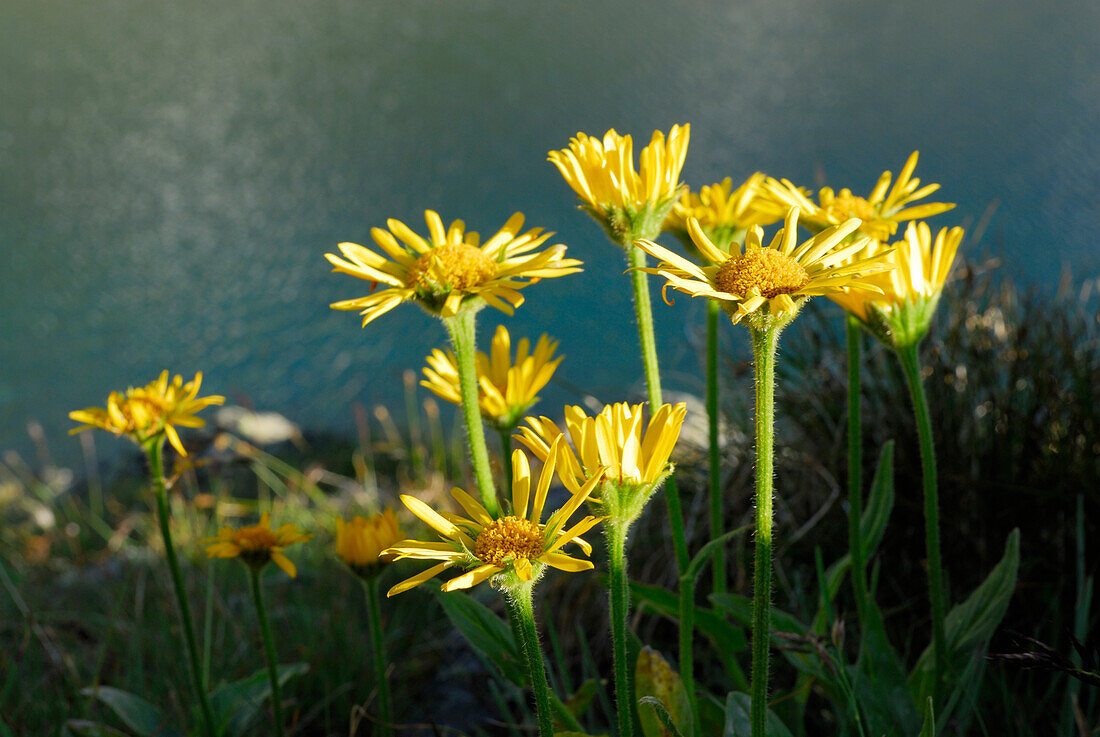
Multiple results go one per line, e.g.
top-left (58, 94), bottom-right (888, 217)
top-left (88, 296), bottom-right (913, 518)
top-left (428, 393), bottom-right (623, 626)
top-left (706, 298), bottom-right (725, 596)
top-left (606, 520), bottom-right (635, 737)
top-left (249, 566), bottom-right (285, 737)
top-left (846, 315), bottom-right (870, 628)
top-left (505, 581), bottom-right (555, 737)
top-left (366, 578), bottom-right (393, 737)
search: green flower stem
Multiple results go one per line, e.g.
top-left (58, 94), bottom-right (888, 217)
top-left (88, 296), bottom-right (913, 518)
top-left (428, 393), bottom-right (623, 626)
top-left (504, 602), bottom-right (583, 733)
top-left (606, 519), bottom-right (634, 737)
top-left (442, 309), bottom-right (499, 516)
top-left (249, 566), bottom-right (285, 737)
top-left (146, 442), bottom-right (216, 737)
top-left (897, 341), bottom-right (947, 691)
top-left (366, 578), bottom-right (393, 737)
top-left (706, 297), bottom-right (725, 596)
top-left (626, 244), bottom-right (688, 575)
top-left (499, 429), bottom-right (514, 498)
top-left (749, 323), bottom-right (779, 737)
top-left (845, 315), bottom-right (870, 628)
top-left (504, 581), bottom-right (554, 737)
top-left (678, 569), bottom-right (698, 729)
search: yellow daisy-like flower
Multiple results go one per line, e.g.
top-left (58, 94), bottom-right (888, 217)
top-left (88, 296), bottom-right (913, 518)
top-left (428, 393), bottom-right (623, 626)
top-left (549, 124), bottom-right (690, 240)
top-left (635, 208), bottom-right (895, 327)
top-left (761, 152), bottom-right (955, 241)
top-left (326, 210), bottom-right (582, 327)
top-left (69, 371), bottom-right (225, 456)
top-left (420, 325), bottom-right (563, 430)
top-left (335, 509), bottom-right (406, 574)
top-left (385, 436), bottom-right (604, 596)
top-left (664, 173), bottom-right (782, 250)
top-left (205, 512), bottom-right (312, 577)
top-left (514, 402), bottom-right (686, 524)
top-left (831, 221), bottom-right (965, 346)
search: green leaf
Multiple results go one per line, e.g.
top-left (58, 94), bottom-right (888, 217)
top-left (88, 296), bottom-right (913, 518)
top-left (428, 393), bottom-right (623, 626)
top-left (721, 693), bottom-right (793, 737)
top-left (908, 529), bottom-right (1020, 716)
top-left (635, 647), bottom-right (693, 737)
top-left (436, 589), bottom-right (525, 686)
top-left (919, 697), bottom-right (935, 736)
top-left (80, 687), bottom-right (184, 737)
top-left (632, 581), bottom-right (747, 687)
top-left (563, 679), bottom-right (599, 723)
top-left (682, 525), bottom-right (754, 587)
top-left (209, 662), bottom-right (309, 737)
top-left (852, 599), bottom-right (920, 736)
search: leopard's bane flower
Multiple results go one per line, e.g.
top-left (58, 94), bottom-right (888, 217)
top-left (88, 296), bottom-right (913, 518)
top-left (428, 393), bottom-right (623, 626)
top-left (336, 509), bottom-right (405, 576)
top-left (664, 174), bottom-right (781, 253)
top-left (549, 124), bottom-right (690, 242)
top-left (385, 436), bottom-right (603, 596)
top-left (636, 207), bottom-right (895, 329)
top-left (833, 221), bottom-right (966, 347)
top-left (69, 371), bottom-right (225, 456)
top-left (515, 402), bottom-right (687, 525)
top-left (205, 512), bottom-right (312, 577)
top-left (326, 210), bottom-right (582, 326)
top-left (762, 151), bottom-right (955, 241)
top-left (421, 325), bottom-right (563, 430)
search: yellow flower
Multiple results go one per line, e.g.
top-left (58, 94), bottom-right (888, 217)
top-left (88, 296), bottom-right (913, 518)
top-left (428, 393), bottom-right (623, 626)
top-left (635, 208), bottom-right (895, 327)
top-left (549, 125), bottom-right (690, 240)
top-left (761, 152), bottom-right (955, 241)
top-left (420, 325), bottom-right (563, 430)
top-left (831, 221), bottom-right (965, 346)
top-left (385, 436), bottom-right (603, 596)
top-left (664, 174), bottom-right (781, 249)
top-left (205, 512), bottom-right (312, 577)
top-left (335, 509), bottom-right (406, 572)
top-left (69, 371), bottom-right (225, 456)
top-left (326, 210), bottom-right (582, 326)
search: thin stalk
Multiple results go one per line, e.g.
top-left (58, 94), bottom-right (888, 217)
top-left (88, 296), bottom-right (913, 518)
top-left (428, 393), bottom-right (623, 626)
top-left (146, 442), bottom-right (216, 737)
top-left (500, 429), bottom-right (514, 498)
top-left (249, 567), bottom-right (285, 737)
top-left (442, 310), bottom-right (499, 515)
top-left (366, 578), bottom-right (393, 737)
top-left (846, 315), bottom-right (870, 628)
top-left (897, 342), bottom-right (947, 693)
top-left (749, 324), bottom-right (779, 737)
top-left (626, 244), bottom-right (688, 575)
top-left (505, 602), bottom-right (583, 733)
top-left (678, 571), bottom-right (698, 729)
top-left (505, 582), bottom-right (555, 737)
top-left (706, 298), bottom-right (725, 596)
top-left (606, 520), bottom-right (634, 737)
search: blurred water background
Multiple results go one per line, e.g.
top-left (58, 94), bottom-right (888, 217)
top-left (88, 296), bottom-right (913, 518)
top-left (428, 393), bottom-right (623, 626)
top-left (2, 0), bottom-right (1098, 465)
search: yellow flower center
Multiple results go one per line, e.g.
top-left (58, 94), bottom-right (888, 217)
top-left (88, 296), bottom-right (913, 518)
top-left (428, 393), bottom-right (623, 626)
top-left (824, 193), bottom-right (876, 221)
top-left (233, 527), bottom-right (280, 552)
top-left (714, 249), bottom-right (810, 299)
top-left (407, 243), bottom-right (496, 291)
top-left (474, 516), bottom-right (543, 566)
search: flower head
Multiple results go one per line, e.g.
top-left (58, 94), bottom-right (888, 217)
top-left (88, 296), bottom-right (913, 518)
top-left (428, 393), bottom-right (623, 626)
top-left (421, 325), bottom-right (563, 430)
top-left (69, 371), bottom-right (225, 456)
top-left (549, 125), bottom-right (690, 242)
top-left (205, 512), bottom-right (312, 577)
top-left (335, 509), bottom-right (405, 576)
top-left (831, 221), bottom-right (965, 347)
top-left (326, 211), bottom-right (582, 327)
top-left (635, 208), bottom-right (895, 328)
top-left (385, 436), bottom-right (603, 596)
top-left (761, 152), bottom-right (955, 241)
top-left (664, 174), bottom-right (781, 252)
top-left (514, 402), bottom-right (686, 525)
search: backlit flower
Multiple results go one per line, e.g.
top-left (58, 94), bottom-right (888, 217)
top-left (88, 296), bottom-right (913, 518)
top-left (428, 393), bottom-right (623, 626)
top-left (69, 371), bottom-right (224, 456)
top-left (421, 325), bottom-right (563, 430)
top-left (831, 221), bottom-right (965, 346)
top-left (549, 125), bottom-right (690, 241)
top-left (336, 509), bottom-right (405, 575)
top-left (326, 210), bottom-right (582, 326)
top-left (664, 174), bottom-right (781, 251)
top-left (385, 436), bottom-right (603, 596)
top-left (205, 512), bottom-right (312, 577)
top-left (635, 208), bottom-right (895, 327)
top-left (761, 152), bottom-right (954, 241)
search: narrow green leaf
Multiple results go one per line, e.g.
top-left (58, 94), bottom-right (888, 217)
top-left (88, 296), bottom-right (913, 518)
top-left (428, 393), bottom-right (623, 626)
top-left (682, 525), bottom-right (754, 587)
top-left (436, 590), bottom-right (525, 686)
top-left (722, 693), bottom-right (793, 737)
top-left (908, 529), bottom-right (1020, 715)
top-left (80, 687), bottom-right (184, 737)
top-left (209, 662), bottom-right (309, 737)
top-left (61, 722), bottom-right (129, 737)
top-left (635, 647), bottom-right (692, 737)
top-left (861, 441), bottom-right (895, 559)
top-left (919, 697), bottom-right (935, 736)
top-left (852, 599), bottom-right (919, 736)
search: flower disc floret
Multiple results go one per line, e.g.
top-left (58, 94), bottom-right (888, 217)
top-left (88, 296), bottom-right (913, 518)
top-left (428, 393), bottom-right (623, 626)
top-left (715, 248), bottom-right (810, 300)
top-left (408, 243), bottom-right (497, 292)
top-left (475, 516), bottom-right (543, 567)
